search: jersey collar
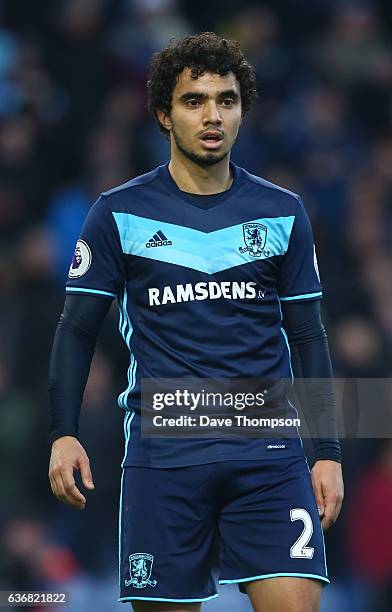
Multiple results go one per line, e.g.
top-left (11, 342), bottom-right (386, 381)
top-left (158, 161), bottom-right (243, 209)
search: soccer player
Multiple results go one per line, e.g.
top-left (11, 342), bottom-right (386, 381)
top-left (49, 32), bottom-right (344, 612)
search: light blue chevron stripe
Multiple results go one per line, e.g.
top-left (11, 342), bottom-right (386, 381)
top-left (321, 527), bottom-right (328, 577)
top-left (118, 354), bottom-right (137, 408)
top-left (280, 326), bottom-right (294, 384)
top-left (219, 573), bottom-right (329, 584)
top-left (117, 286), bottom-right (138, 409)
top-left (118, 466), bottom-right (125, 586)
top-left (121, 410), bottom-right (134, 468)
top-left (115, 292), bottom-right (136, 595)
top-left (279, 291), bottom-right (322, 301)
top-left (66, 287), bottom-right (116, 298)
top-left (118, 595), bottom-right (219, 603)
top-left (119, 410), bottom-right (135, 586)
top-left (112, 212), bottom-right (294, 274)
top-left (118, 293), bottom-right (125, 338)
top-left (278, 296), bottom-right (303, 447)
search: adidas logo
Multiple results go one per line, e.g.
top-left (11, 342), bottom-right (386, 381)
top-left (146, 231), bottom-right (172, 248)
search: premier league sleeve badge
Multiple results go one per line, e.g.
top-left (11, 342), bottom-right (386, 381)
top-left (68, 240), bottom-right (92, 278)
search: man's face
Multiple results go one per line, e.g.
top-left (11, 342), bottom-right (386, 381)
top-left (160, 68), bottom-right (242, 167)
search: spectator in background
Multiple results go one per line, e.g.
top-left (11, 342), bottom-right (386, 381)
top-left (45, 122), bottom-right (135, 284)
top-left (315, 4), bottom-right (392, 133)
top-left (346, 440), bottom-right (392, 612)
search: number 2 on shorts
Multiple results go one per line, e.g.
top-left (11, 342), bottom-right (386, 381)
top-left (289, 508), bottom-right (314, 559)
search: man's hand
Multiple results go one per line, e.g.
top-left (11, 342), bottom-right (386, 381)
top-left (49, 436), bottom-right (95, 510)
top-left (311, 460), bottom-right (344, 531)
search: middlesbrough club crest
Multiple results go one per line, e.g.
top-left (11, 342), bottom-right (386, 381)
top-left (125, 553), bottom-right (157, 589)
top-left (239, 223), bottom-right (270, 258)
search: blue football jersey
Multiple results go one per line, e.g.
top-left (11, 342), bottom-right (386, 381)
top-left (66, 163), bottom-right (322, 467)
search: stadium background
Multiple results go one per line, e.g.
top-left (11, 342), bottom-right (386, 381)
top-left (0, 0), bottom-right (391, 610)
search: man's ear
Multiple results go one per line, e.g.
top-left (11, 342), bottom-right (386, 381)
top-left (157, 109), bottom-right (172, 131)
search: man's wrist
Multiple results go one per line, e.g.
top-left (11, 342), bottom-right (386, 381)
top-left (48, 431), bottom-right (79, 447)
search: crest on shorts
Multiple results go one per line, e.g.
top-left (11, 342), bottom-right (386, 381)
top-left (125, 553), bottom-right (157, 589)
top-left (239, 223), bottom-right (270, 258)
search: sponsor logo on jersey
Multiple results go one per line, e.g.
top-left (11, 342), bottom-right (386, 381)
top-left (125, 553), bottom-right (157, 589)
top-left (267, 444), bottom-right (286, 449)
top-left (148, 281), bottom-right (261, 306)
top-left (68, 239), bottom-right (92, 278)
top-left (239, 223), bottom-right (270, 258)
top-left (146, 230), bottom-right (172, 248)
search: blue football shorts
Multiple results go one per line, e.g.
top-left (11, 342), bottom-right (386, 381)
top-left (118, 454), bottom-right (329, 603)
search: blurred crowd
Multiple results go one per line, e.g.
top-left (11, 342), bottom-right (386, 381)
top-left (0, 0), bottom-right (391, 610)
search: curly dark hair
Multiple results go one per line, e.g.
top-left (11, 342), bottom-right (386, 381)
top-left (147, 32), bottom-right (257, 137)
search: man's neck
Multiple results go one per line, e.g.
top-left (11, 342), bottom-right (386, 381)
top-left (168, 150), bottom-right (232, 195)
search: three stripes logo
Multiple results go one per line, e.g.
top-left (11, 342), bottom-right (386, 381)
top-left (146, 230), bottom-right (172, 248)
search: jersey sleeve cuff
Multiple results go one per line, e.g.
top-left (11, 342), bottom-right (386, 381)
top-left (278, 291), bottom-right (322, 302)
top-left (66, 287), bottom-right (116, 299)
top-left (313, 440), bottom-right (342, 463)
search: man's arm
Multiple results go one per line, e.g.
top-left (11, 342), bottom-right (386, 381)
top-left (48, 293), bottom-right (111, 509)
top-left (282, 299), bottom-right (344, 530)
